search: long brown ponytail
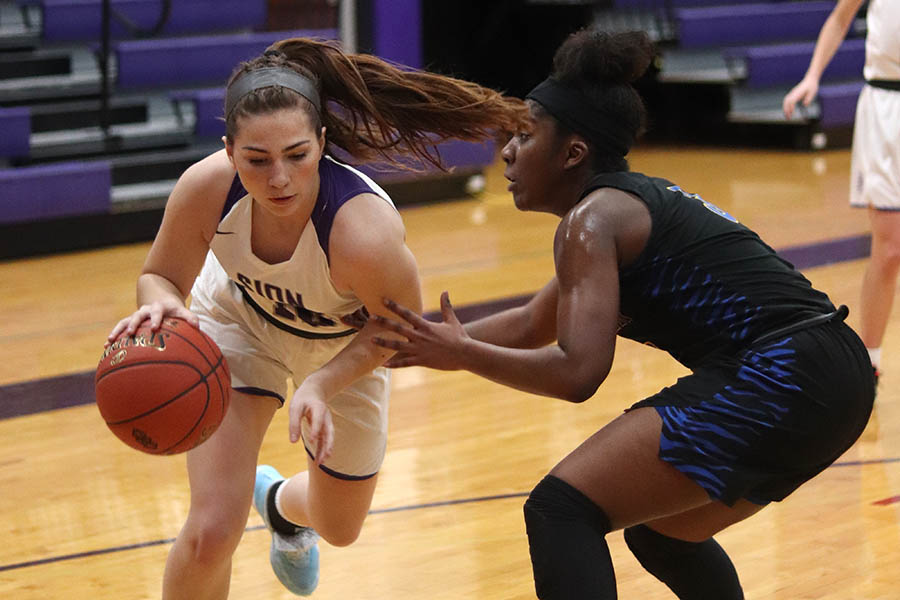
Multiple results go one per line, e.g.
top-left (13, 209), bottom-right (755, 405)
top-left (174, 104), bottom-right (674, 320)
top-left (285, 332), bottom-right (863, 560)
top-left (225, 37), bottom-right (529, 170)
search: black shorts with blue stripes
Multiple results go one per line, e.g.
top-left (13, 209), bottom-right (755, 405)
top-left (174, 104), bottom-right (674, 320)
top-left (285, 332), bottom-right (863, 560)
top-left (630, 317), bottom-right (875, 506)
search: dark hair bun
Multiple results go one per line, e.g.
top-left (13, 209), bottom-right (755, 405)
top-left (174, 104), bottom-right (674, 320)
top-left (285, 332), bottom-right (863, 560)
top-left (552, 30), bottom-right (653, 86)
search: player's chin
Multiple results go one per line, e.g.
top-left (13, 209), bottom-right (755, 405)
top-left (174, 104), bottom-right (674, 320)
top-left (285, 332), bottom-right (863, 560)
top-left (512, 191), bottom-right (529, 211)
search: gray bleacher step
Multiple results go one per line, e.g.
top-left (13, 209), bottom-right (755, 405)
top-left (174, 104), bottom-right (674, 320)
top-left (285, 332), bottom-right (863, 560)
top-left (108, 140), bottom-right (223, 211)
top-left (0, 1), bottom-right (40, 49)
top-left (727, 87), bottom-right (820, 124)
top-left (0, 46), bottom-right (108, 102)
top-left (111, 179), bottom-right (177, 213)
top-left (658, 49), bottom-right (740, 84)
top-left (28, 95), bottom-right (195, 160)
top-left (593, 9), bottom-right (674, 43)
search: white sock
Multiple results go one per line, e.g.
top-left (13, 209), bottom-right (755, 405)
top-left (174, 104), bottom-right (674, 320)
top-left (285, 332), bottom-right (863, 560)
top-left (274, 480), bottom-right (303, 527)
top-left (867, 347), bottom-right (881, 371)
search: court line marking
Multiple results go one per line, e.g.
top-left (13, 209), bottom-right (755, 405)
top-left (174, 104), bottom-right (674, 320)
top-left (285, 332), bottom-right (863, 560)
top-left (0, 492), bottom-right (528, 573)
top-left (2, 462), bottom-right (898, 574)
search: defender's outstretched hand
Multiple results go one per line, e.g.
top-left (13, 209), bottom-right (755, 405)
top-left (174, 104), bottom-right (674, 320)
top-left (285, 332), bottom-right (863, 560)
top-left (372, 292), bottom-right (469, 370)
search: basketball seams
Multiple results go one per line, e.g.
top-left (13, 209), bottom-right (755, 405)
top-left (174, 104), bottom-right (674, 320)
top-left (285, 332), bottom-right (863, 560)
top-left (96, 358), bottom-right (202, 383)
top-left (210, 354), bottom-right (231, 416)
top-left (159, 380), bottom-right (211, 455)
top-left (159, 320), bottom-right (221, 369)
top-left (160, 354), bottom-right (230, 454)
top-left (102, 361), bottom-right (209, 425)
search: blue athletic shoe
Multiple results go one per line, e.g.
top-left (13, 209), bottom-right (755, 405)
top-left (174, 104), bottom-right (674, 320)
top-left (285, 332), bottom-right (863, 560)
top-left (254, 465), bottom-right (320, 596)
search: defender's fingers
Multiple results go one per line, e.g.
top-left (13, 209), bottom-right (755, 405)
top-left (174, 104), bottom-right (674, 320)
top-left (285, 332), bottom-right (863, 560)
top-left (371, 314), bottom-right (416, 336)
top-left (372, 336), bottom-right (410, 351)
top-left (439, 291), bottom-right (461, 325)
top-left (383, 298), bottom-right (427, 327)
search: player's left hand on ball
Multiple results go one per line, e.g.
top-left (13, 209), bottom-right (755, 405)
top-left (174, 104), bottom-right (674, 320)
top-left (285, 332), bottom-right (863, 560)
top-left (288, 389), bottom-right (333, 464)
top-left (373, 291), bottom-right (469, 370)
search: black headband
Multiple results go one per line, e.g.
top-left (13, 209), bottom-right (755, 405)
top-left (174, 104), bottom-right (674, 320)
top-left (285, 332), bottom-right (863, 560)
top-left (526, 78), bottom-right (634, 158)
top-left (225, 66), bottom-right (321, 119)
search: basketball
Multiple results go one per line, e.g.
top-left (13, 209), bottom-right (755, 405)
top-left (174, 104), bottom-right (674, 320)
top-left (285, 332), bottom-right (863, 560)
top-left (95, 317), bottom-right (231, 455)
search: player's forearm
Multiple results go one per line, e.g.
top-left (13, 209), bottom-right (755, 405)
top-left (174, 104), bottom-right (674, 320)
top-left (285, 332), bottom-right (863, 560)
top-left (804, 7), bottom-right (858, 81)
top-left (301, 321), bottom-right (394, 399)
top-left (464, 301), bottom-right (557, 349)
top-left (456, 338), bottom-right (608, 403)
top-left (136, 272), bottom-right (189, 307)
top-left (464, 306), bottom-right (540, 348)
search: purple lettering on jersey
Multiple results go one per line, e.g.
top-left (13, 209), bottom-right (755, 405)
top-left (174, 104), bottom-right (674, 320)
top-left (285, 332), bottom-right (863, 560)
top-left (263, 283), bottom-right (283, 303)
top-left (236, 272), bottom-right (337, 328)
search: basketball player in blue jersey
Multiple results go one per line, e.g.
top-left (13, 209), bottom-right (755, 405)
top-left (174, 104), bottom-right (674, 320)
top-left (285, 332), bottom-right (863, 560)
top-left (106, 38), bottom-right (528, 599)
top-left (784, 0), bottom-right (900, 387)
top-left (359, 31), bottom-right (875, 599)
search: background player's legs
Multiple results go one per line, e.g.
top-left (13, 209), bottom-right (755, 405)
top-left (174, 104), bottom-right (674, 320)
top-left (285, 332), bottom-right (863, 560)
top-left (278, 462), bottom-right (379, 546)
top-left (162, 391), bottom-right (279, 600)
top-left (859, 209), bottom-right (900, 371)
top-left (524, 407), bottom-right (760, 599)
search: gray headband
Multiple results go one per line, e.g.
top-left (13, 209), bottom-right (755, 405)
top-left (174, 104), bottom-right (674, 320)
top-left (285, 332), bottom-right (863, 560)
top-left (526, 78), bottom-right (634, 158)
top-left (225, 66), bottom-right (321, 119)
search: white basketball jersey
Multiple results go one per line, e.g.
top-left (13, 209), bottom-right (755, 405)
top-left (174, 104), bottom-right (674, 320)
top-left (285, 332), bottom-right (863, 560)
top-left (864, 0), bottom-right (900, 81)
top-left (202, 155), bottom-right (394, 339)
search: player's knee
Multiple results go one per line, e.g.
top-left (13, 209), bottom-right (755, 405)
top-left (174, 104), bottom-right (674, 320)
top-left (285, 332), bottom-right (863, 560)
top-left (524, 475), bottom-right (611, 538)
top-left (315, 517), bottom-right (364, 547)
top-left (181, 516), bottom-right (245, 566)
top-left (870, 235), bottom-right (900, 268)
top-left (624, 523), bottom-right (691, 562)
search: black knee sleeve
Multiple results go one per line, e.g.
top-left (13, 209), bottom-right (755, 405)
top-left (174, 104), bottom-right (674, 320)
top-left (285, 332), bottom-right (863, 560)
top-left (523, 475), bottom-right (617, 599)
top-left (624, 524), bottom-right (743, 600)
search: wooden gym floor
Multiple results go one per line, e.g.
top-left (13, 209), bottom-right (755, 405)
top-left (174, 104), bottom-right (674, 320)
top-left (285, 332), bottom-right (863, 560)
top-left (1, 144), bottom-right (898, 599)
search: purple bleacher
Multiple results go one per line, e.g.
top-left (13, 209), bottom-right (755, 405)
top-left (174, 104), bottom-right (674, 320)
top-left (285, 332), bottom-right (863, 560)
top-left (726, 38), bottom-right (865, 87)
top-left (818, 81), bottom-right (863, 127)
top-left (676, 2), bottom-right (833, 49)
top-left (115, 28), bottom-right (337, 89)
top-left (41, 0), bottom-right (266, 42)
top-left (0, 107), bottom-right (31, 159)
top-left (170, 87), bottom-right (224, 137)
top-left (0, 160), bottom-right (110, 224)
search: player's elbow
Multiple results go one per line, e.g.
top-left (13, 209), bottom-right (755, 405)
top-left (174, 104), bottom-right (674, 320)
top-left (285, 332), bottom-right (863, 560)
top-left (561, 383), bottom-right (598, 404)
top-left (558, 363), bottom-right (609, 403)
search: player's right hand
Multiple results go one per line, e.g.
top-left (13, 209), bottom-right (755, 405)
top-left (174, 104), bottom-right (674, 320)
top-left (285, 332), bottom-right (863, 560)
top-left (783, 77), bottom-right (820, 119)
top-left (105, 299), bottom-right (199, 348)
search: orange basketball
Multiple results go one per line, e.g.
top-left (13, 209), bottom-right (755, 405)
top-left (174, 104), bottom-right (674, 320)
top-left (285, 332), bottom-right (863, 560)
top-left (95, 317), bottom-right (230, 455)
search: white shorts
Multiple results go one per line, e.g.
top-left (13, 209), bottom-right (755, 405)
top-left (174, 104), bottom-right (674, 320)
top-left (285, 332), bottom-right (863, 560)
top-left (190, 259), bottom-right (390, 480)
top-left (850, 84), bottom-right (900, 210)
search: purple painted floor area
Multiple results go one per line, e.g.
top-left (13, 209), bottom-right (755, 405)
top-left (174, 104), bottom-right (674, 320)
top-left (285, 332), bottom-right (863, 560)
top-left (0, 371), bottom-right (98, 420)
top-left (0, 234), bottom-right (872, 420)
top-left (779, 233), bottom-right (871, 271)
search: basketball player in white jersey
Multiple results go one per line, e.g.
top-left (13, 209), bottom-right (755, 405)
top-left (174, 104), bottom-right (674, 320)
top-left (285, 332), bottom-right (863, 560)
top-left (784, 0), bottom-right (900, 385)
top-left (106, 38), bottom-right (528, 599)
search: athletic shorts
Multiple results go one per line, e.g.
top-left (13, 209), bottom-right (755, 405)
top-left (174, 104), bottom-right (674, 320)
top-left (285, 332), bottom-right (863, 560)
top-left (631, 318), bottom-right (874, 506)
top-left (190, 262), bottom-right (389, 480)
top-left (850, 84), bottom-right (900, 210)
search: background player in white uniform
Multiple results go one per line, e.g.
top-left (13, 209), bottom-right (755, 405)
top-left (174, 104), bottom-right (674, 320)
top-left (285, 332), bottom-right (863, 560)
top-left (107, 38), bottom-right (528, 599)
top-left (784, 0), bottom-right (900, 383)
